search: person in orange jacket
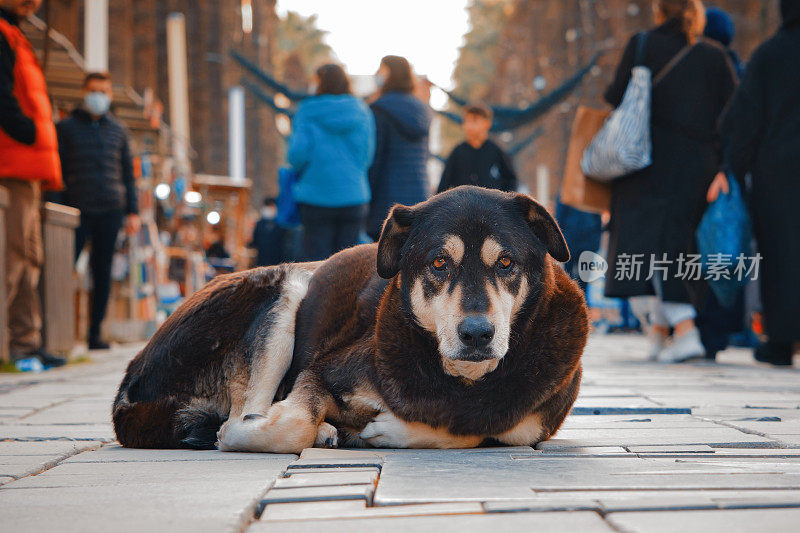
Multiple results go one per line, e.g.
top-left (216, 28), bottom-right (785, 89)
top-left (0, 0), bottom-right (65, 367)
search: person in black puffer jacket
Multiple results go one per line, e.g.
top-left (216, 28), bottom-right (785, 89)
top-left (56, 72), bottom-right (140, 350)
top-left (366, 55), bottom-right (431, 240)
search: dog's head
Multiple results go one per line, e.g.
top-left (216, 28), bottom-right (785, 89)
top-left (377, 186), bottom-right (569, 381)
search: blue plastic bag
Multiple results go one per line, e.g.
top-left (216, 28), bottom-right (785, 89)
top-left (276, 167), bottom-right (301, 228)
top-left (696, 174), bottom-right (752, 308)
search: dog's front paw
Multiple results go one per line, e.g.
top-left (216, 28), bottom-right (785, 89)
top-left (216, 413), bottom-right (267, 452)
top-left (314, 422), bottom-right (339, 448)
top-left (359, 411), bottom-right (410, 448)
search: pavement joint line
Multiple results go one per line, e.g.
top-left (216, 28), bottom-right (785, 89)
top-left (697, 416), bottom-right (791, 448)
top-left (0, 378), bottom-right (46, 395)
top-left (256, 456), bottom-right (385, 520)
top-left (13, 394), bottom-right (99, 422)
top-left (232, 476), bottom-right (279, 533)
top-left (0, 441), bottom-right (107, 487)
top-left (600, 511), bottom-right (627, 533)
top-left (571, 407), bottom-right (693, 415)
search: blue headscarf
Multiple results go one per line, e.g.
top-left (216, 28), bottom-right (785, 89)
top-left (704, 7), bottom-right (735, 46)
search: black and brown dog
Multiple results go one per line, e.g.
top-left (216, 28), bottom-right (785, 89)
top-left (113, 186), bottom-right (588, 453)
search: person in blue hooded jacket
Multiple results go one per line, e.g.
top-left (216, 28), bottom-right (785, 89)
top-left (366, 55), bottom-right (432, 239)
top-left (287, 64), bottom-right (375, 261)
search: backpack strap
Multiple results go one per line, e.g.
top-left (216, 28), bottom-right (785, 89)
top-left (634, 32), bottom-right (648, 66)
top-left (653, 43), bottom-right (696, 86)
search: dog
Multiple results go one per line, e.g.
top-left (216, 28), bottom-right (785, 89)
top-left (112, 186), bottom-right (588, 453)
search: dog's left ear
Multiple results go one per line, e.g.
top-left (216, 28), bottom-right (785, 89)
top-left (514, 194), bottom-right (570, 263)
top-left (377, 204), bottom-right (415, 278)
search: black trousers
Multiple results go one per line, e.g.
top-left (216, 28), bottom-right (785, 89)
top-left (75, 211), bottom-right (123, 341)
top-left (299, 204), bottom-right (367, 261)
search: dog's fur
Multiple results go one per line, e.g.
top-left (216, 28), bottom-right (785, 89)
top-left (112, 186), bottom-right (588, 453)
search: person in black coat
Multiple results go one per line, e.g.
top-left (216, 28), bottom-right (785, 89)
top-left (720, 0), bottom-right (800, 366)
top-left (367, 55), bottom-right (431, 240)
top-left (56, 72), bottom-right (140, 350)
top-left (603, 0), bottom-right (736, 362)
top-left (694, 5), bottom-right (747, 361)
top-left (250, 197), bottom-right (285, 267)
top-left (437, 102), bottom-right (517, 194)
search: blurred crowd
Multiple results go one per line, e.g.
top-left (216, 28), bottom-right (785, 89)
top-left (1, 0), bottom-right (798, 370)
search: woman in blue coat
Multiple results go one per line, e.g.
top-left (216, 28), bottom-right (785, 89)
top-left (366, 55), bottom-right (432, 239)
top-left (288, 64), bottom-right (375, 260)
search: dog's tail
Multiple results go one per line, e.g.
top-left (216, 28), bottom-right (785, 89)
top-left (112, 380), bottom-right (226, 450)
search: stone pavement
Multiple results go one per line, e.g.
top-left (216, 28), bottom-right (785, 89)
top-left (1, 334), bottom-right (799, 532)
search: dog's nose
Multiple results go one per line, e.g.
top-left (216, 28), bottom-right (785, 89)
top-left (457, 316), bottom-right (495, 348)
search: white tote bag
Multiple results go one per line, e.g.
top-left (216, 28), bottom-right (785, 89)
top-left (581, 34), bottom-right (693, 182)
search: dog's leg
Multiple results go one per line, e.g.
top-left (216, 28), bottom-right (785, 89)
top-left (315, 422), bottom-right (338, 448)
top-left (242, 267), bottom-right (312, 415)
top-left (218, 267), bottom-right (314, 451)
top-left (217, 371), bottom-right (336, 453)
top-left (359, 411), bottom-right (483, 449)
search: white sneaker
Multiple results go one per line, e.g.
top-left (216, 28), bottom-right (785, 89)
top-left (646, 330), bottom-right (668, 361)
top-left (657, 328), bottom-right (706, 363)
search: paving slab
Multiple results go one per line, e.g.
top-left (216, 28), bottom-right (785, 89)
top-left (627, 445), bottom-right (716, 454)
top-left (560, 414), bottom-right (717, 429)
top-left (260, 500), bottom-right (368, 521)
top-left (61, 444), bottom-right (282, 463)
top-left (606, 508), bottom-right (800, 533)
top-left (273, 470), bottom-right (378, 488)
top-left (0, 440), bottom-right (104, 457)
top-left (536, 446), bottom-right (630, 456)
top-left (288, 457), bottom-right (384, 469)
top-left (0, 423), bottom-right (115, 441)
top-left (0, 454), bottom-right (294, 533)
top-left (260, 484), bottom-right (375, 505)
top-left (18, 398), bottom-right (114, 425)
top-left (282, 466), bottom-right (381, 476)
top-left (0, 441), bottom-right (103, 482)
top-left (260, 501), bottom-right (484, 521)
top-left (5, 334), bottom-right (800, 530)
top-left (541, 427), bottom-right (778, 449)
top-left (374, 453), bottom-right (800, 504)
top-left (249, 510), bottom-right (615, 532)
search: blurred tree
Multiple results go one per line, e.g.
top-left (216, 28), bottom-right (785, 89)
top-left (442, 0), bottom-right (513, 154)
top-left (452, 0), bottom-right (513, 102)
top-left (276, 11), bottom-right (335, 89)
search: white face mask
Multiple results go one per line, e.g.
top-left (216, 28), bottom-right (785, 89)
top-left (261, 206), bottom-right (277, 220)
top-left (374, 72), bottom-right (387, 89)
top-left (84, 91), bottom-right (111, 116)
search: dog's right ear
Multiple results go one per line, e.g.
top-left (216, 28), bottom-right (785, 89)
top-left (377, 204), bottom-right (415, 279)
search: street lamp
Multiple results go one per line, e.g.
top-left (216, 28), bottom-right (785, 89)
top-left (154, 183), bottom-right (171, 200)
top-left (184, 191), bottom-right (202, 205)
top-left (206, 211), bottom-right (221, 225)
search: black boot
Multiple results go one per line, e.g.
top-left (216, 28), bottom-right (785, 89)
top-left (88, 337), bottom-right (111, 350)
top-left (28, 348), bottom-right (67, 368)
top-left (754, 342), bottom-right (793, 366)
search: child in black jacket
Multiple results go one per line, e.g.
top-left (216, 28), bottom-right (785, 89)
top-left (437, 102), bottom-right (517, 194)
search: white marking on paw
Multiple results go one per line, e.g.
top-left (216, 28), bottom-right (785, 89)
top-left (359, 411), bottom-right (411, 448)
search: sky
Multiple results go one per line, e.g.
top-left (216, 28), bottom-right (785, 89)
top-left (275, 0), bottom-right (471, 90)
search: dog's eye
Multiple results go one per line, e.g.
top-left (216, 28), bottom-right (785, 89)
top-left (497, 256), bottom-right (513, 270)
top-left (432, 257), bottom-right (448, 271)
